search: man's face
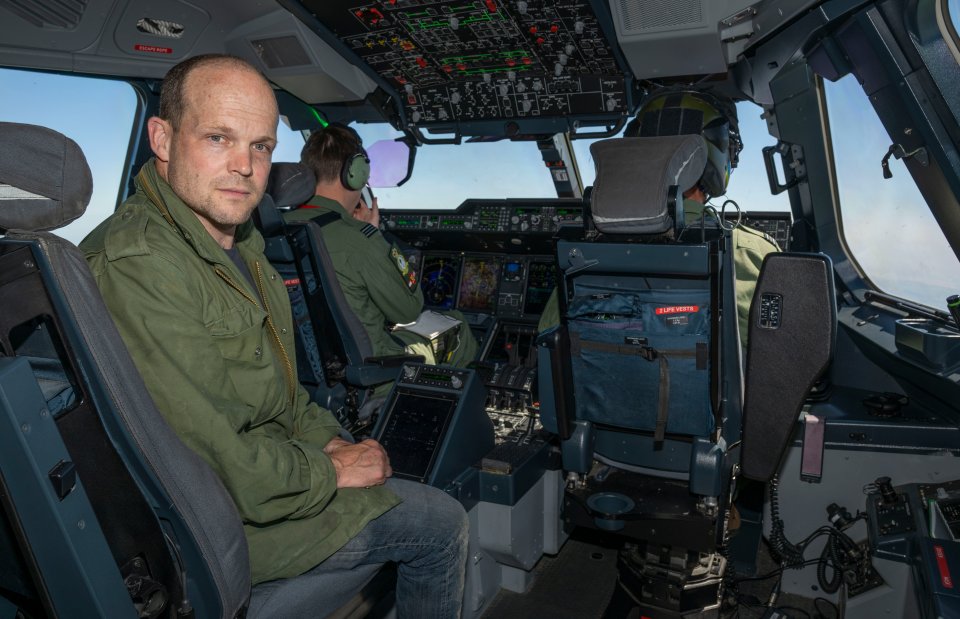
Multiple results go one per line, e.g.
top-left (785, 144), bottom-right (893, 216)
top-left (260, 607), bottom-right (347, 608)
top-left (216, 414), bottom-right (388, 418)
top-left (152, 64), bottom-right (278, 245)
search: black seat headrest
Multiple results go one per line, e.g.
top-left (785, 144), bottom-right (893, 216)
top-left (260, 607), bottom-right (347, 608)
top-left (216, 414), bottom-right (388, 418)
top-left (0, 122), bottom-right (93, 232)
top-left (267, 162), bottom-right (316, 209)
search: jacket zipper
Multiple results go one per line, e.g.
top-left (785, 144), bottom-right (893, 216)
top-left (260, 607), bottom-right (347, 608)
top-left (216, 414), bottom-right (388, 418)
top-left (215, 264), bottom-right (297, 405)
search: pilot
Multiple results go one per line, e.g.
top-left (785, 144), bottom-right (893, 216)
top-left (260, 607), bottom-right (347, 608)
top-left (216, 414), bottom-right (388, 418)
top-left (286, 123), bottom-right (478, 368)
top-left (538, 89), bottom-right (780, 346)
top-left (80, 54), bottom-right (468, 617)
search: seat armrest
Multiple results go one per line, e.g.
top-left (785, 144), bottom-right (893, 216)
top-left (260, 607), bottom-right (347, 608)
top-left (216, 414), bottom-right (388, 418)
top-left (363, 354), bottom-right (426, 368)
top-left (539, 326), bottom-right (575, 440)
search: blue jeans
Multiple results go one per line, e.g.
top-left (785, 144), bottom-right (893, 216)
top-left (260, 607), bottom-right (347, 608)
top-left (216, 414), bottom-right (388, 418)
top-left (249, 478), bottom-right (469, 619)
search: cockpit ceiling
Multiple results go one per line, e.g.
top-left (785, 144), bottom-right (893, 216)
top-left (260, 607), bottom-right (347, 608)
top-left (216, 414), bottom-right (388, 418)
top-left (0, 0), bottom-right (822, 131)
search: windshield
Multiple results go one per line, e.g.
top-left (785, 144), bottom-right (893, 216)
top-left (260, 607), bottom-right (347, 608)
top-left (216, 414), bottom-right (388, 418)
top-left (352, 123), bottom-right (555, 209)
top-left (355, 99), bottom-right (790, 213)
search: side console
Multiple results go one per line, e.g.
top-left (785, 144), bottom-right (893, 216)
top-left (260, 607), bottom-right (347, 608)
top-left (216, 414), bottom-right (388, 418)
top-left (372, 363), bottom-right (494, 491)
top-left (866, 476), bottom-right (960, 618)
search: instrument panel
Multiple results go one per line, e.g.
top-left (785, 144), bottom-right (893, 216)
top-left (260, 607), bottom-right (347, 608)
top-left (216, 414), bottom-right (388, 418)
top-left (383, 200), bottom-right (792, 322)
top-left (418, 252), bottom-right (556, 321)
top-left (299, 0), bottom-right (629, 127)
top-left (381, 198), bottom-right (584, 234)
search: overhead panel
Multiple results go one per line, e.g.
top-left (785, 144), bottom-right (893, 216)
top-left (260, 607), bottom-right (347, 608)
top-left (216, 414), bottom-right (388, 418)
top-left (296, 0), bottom-right (629, 132)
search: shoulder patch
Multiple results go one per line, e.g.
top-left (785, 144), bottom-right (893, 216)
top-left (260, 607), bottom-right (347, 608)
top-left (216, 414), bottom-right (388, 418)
top-left (361, 223), bottom-right (378, 238)
top-left (389, 245), bottom-right (418, 292)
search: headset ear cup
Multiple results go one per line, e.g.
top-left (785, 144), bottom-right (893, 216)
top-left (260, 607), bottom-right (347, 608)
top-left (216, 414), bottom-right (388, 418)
top-left (341, 153), bottom-right (371, 190)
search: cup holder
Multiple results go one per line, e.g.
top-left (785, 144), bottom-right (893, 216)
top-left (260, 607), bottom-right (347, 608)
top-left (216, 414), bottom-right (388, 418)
top-left (586, 492), bottom-right (635, 531)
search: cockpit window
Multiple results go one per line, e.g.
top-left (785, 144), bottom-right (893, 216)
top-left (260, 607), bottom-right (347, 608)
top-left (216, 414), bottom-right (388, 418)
top-left (0, 68), bottom-right (138, 245)
top-left (352, 98), bottom-right (791, 211)
top-left (825, 74), bottom-right (960, 311)
top-left (353, 123), bottom-right (565, 209)
top-left (1, 68), bottom-right (306, 245)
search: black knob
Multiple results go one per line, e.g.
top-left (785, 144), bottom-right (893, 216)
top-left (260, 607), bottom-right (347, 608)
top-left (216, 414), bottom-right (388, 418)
top-left (876, 476), bottom-right (897, 504)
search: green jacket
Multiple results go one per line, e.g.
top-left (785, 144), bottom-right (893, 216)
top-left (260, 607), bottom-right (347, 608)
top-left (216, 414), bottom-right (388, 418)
top-left (81, 161), bottom-right (398, 584)
top-left (284, 196), bottom-right (424, 359)
top-left (537, 199), bottom-right (780, 346)
top-left (685, 200), bottom-right (780, 347)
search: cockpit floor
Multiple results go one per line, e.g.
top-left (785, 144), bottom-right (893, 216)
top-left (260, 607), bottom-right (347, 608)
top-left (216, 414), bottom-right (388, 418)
top-left (479, 530), bottom-right (825, 619)
top-left (480, 529), bottom-right (619, 619)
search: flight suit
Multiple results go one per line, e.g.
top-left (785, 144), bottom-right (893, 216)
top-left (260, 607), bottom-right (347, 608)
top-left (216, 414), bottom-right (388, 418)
top-left (537, 199), bottom-right (780, 347)
top-left (285, 196), bottom-right (477, 367)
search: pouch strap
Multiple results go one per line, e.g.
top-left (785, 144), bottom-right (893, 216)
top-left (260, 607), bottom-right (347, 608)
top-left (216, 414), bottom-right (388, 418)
top-left (654, 355), bottom-right (669, 444)
top-left (569, 332), bottom-right (680, 444)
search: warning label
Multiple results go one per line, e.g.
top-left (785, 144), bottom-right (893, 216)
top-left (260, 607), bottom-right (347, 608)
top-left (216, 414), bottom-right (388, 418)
top-left (655, 305), bottom-right (699, 315)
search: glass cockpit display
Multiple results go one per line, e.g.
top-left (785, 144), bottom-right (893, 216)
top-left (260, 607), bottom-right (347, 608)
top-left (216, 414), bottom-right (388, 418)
top-left (523, 262), bottom-right (557, 316)
top-left (421, 255), bottom-right (462, 309)
top-left (457, 257), bottom-right (502, 312)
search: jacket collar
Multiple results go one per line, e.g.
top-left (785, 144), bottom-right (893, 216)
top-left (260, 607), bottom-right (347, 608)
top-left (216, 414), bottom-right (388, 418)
top-left (135, 159), bottom-right (265, 265)
top-left (302, 195), bottom-right (366, 231)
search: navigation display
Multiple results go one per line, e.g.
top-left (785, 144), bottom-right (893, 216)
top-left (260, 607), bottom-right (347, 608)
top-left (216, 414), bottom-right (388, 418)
top-left (523, 262), bottom-right (557, 316)
top-left (421, 254), bottom-right (461, 309)
top-left (457, 257), bottom-right (501, 312)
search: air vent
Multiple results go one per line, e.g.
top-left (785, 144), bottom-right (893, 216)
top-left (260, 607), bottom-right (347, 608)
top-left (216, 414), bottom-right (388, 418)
top-left (251, 36), bottom-right (312, 69)
top-left (0, 0), bottom-right (87, 29)
top-left (618, 0), bottom-right (702, 32)
top-left (136, 17), bottom-right (184, 39)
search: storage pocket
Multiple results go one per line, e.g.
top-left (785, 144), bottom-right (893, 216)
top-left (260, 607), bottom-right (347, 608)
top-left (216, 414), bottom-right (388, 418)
top-left (566, 289), bottom-right (713, 438)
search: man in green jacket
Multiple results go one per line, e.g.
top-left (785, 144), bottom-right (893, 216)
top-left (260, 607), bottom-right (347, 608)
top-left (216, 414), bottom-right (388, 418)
top-left (81, 54), bottom-right (467, 617)
top-left (285, 123), bottom-right (477, 367)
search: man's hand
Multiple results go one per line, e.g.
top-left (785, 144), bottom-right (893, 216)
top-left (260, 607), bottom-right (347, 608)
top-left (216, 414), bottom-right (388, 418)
top-left (351, 195), bottom-right (380, 228)
top-left (324, 437), bottom-right (392, 488)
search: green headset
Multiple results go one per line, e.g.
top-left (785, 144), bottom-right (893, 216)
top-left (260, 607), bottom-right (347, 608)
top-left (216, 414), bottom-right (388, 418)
top-left (341, 146), bottom-right (370, 191)
top-left (324, 123), bottom-right (371, 191)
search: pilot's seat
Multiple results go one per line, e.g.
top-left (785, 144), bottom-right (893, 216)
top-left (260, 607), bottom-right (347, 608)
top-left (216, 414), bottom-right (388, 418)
top-left (538, 134), bottom-right (745, 614)
top-left (539, 133), bottom-right (838, 615)
top-left (255, 162), bottom-right (417, 433)
top-left (0, 123), bottom-right (392, 617)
